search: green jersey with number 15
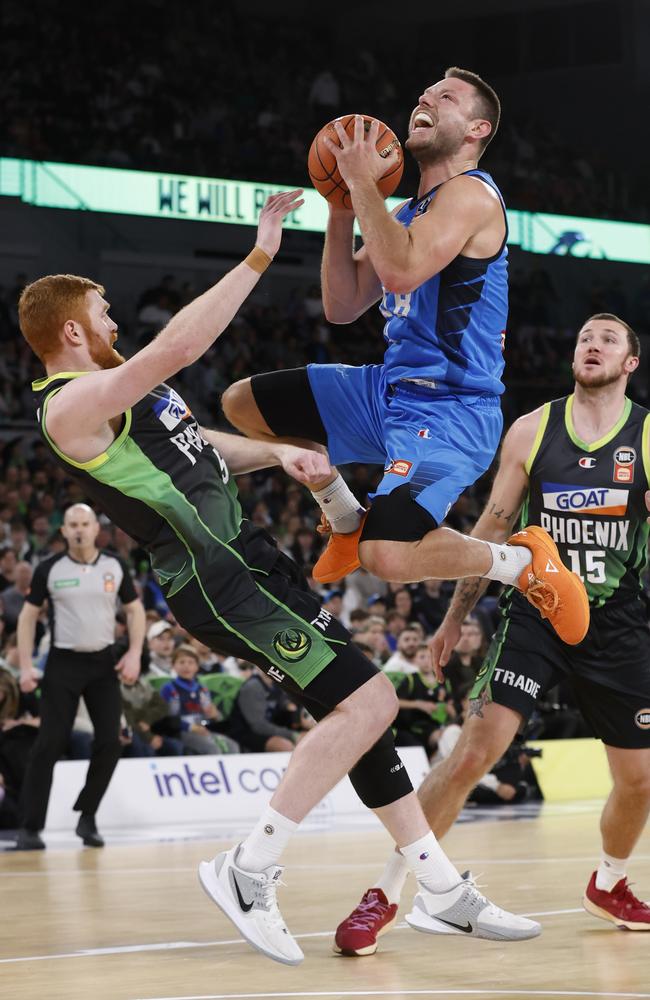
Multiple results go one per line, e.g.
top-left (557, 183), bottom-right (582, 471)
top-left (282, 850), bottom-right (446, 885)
top-left (522, 394), bottom-right (650, 607)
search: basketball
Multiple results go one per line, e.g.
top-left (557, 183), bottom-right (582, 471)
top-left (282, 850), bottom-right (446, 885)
top-left (308, 114), bottom-right (404, 210)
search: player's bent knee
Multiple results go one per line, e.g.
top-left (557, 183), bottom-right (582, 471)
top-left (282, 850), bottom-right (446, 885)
top-left (348, 726), bottom-right (414, 809)
top-left (343, 672), bottom-right (399, 733)
top-left (614, 769), bottom-right (650, 798)
top-left (361, 484), bottom-right (439, 549)
top-left (358, 539), bottom-right (406, 581)
top-left (449, 743), bottom-right (497, 785)
top-left (221, 379), bottom-right (254, 430)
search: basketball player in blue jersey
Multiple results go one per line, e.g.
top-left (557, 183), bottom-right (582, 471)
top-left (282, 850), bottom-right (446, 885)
top-left (224, 67), bottom-right (589, 646)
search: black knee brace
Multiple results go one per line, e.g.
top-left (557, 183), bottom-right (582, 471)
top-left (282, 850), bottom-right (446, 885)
top-left (348, 727), bottom-right (414, 809)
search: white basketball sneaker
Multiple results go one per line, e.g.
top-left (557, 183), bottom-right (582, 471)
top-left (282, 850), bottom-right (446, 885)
top-left (405, 871), bottom-right (542, 941)
top-left (198, 844), bottom-right (304, 965)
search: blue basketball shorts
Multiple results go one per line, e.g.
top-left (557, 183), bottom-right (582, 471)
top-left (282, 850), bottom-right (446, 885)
top-left (306, 363), bottom-right (503, 526)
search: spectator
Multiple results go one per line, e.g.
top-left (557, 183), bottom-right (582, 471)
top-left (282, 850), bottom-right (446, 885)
top-left (1, 560), bottom-right (32, 633)
top-left (384, 627), bottom-right (420, 674)
top-left (385, 610), bottom-right (406, 652)
top-left (146, 620), bottom-right (175, 676)
top-left (394, 644), bottom-right (455, 756)
top-left (353, 615), bottom-right (389, 667)
top-left (227, 667), bottom-right (310, 753)
top-left (0, 667), bottom-right (39, 829)
top-left (391, 588), bottom-right (414, 622)
top-left (322, 589), bottom-right (343, 618)
top-left (444, 617), bottom-right (487, 706)
top-left (413, 579), bottom-right (449, 633)
top-left (160, 645), bottom-right (238, 754)
top-left (0, 547), bottom-right (17, 590)
top-left (120, 675), bottom-right (184, 756)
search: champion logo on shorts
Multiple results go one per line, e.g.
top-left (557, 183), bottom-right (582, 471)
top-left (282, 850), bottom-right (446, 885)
top-left (385, 459), bottom-right (413, 477)
top-left (634, 708), bottom-right (650, 730)
top-left (417, 428), bottom-right (430, 439)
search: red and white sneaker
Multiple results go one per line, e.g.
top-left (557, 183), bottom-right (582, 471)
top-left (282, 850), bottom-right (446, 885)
top-left (334, 888), bottom-right (398, 956)
top-left (583, 871), bottom-right (650, 930)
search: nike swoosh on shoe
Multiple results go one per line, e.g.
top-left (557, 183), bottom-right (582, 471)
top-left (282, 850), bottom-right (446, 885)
top-left (232, 873), bottom-right (255, 912)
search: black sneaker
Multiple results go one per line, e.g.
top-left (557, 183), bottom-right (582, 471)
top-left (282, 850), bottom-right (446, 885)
top-left (14, 828), bottom-right (46, 851)
top-left (75, 814), bottom-right (104, 848)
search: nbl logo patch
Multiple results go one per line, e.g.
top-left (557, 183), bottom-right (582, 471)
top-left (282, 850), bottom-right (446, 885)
top-left (634, 708), bottom-right (650, 730)
top-left (272, 628), bottom-right (312, 663)
top-left (613, 446), bottom-right (636, 484)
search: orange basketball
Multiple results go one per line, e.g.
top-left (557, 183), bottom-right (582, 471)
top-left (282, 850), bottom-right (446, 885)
top-left (307, 114), bottom-right (404, 210)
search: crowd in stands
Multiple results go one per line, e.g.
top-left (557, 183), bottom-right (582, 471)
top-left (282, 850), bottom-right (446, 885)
top-left (0, 0), bottom-right (645, 222)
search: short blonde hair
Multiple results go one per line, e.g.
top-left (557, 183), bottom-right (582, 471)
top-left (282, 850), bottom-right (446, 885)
top-left (19, 274), bottom-right (104, 364)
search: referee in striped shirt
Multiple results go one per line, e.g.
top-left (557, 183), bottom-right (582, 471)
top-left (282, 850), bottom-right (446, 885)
top-left (15, 504), bottom-right (145, 850)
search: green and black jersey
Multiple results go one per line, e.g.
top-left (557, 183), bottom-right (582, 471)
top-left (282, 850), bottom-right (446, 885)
top-left (32, 372), bottom-right (339, 687)
top-left (522, 394), bottom-right (650, 607)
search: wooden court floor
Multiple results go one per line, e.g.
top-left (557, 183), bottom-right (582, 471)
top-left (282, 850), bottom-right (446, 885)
top-left (1, 803), bottom-right (649, 1000)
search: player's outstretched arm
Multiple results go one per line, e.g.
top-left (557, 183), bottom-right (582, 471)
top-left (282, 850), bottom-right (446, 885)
top-left (200, 428), bottom-right (330, 483)
top-left (430, 410), bottom-right (540, 677)
top-left (47, 191), bottom-right (303, 442)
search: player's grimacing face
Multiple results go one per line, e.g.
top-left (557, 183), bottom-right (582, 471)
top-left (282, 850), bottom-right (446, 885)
top-left (406, 78), bottom-right (476, 163)
top-left (573, 321), bottom-right (637, 388)
top-left (84, 290), bottom-right (125, 369)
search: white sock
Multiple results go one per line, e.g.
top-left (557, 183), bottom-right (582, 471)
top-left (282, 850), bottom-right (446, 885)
top-left (482, 540), bottom-right (532, 586)
top-left (595, 852), bottom-right (628, 891)
top-left (311, 474), bottom-right (364, 534)
top-left (399, 832), bottom-right (461, 893)
top-left (375, 848), bottom-right (410, 904)
top-left (237, 806), bottom-right (298, 872)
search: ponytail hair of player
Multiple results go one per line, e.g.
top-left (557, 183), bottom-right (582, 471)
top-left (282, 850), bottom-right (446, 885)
top-left (584, 312), bottom-right (641, 359)
top-left (18, 274), bottom-right (104, 365)
top-left (444, 67), bottom-right (501, 156)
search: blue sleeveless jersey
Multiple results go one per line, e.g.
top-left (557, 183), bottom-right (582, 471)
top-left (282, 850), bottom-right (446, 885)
top-left (379, 169), bottom-right (508, 397)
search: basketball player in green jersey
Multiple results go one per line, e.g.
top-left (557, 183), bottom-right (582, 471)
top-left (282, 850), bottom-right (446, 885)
top-left (18, 191), bottom-right (541, 965)
top-left (335, 313), bottom-right (650, 956)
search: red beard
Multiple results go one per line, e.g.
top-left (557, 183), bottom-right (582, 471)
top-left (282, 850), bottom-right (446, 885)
top-left (87, 329), bottom-right (125, 369)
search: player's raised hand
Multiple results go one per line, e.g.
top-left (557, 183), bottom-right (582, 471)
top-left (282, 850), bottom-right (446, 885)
top-left (256, 190), bottom-right (304, 259)
top-left (325, 116), bottom-right (400, 188)
top-left (429, 618), bottom-right (462, 683)
top-left (277, 444), bottom-right (332, 486)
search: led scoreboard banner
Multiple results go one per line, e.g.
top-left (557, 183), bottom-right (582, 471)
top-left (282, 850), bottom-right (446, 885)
top-left (2, 156), bottom-right (650, 264)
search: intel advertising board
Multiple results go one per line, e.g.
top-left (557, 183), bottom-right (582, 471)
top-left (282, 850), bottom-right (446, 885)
top-left (45, 748), bottom-right (430, 833)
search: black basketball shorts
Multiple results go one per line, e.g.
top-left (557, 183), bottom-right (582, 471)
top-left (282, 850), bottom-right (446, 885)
top-left (471, 592), bottom-right (650, 749)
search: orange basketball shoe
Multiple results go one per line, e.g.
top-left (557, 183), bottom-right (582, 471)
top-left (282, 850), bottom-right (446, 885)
top-left (507, 525), bottom-right (589, 645)
top-left (313, 512), bottom-right (367, 584)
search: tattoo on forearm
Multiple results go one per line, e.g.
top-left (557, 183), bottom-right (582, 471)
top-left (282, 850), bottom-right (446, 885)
top-left (468, 689), bottom-right (490, 719)
top-left (488, 503), bottom-right (519, 526)
top-left (450, 576), bottom-right (483, 620)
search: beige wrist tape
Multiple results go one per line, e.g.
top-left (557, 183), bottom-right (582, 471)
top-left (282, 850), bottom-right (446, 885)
top-left (245, 245), bottom-right (273, 274)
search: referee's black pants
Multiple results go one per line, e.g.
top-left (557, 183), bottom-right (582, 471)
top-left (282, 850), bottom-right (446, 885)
top-left (21, 647), bottom-right (122, 832)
